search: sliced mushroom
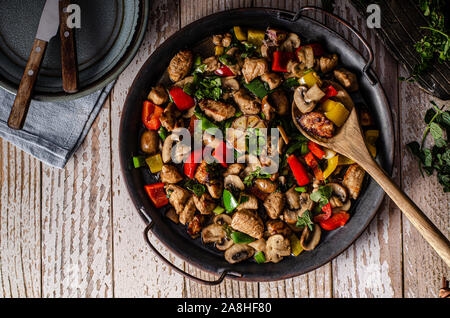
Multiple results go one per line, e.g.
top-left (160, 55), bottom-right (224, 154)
top-left (334, 68), bottom-right (359, 92)
top-left (328, 183), bottom-right (348, 204)
top-left (223, 163), bottom-right (245, 177)
top-left (162, 132), bottom-right (191, 164)
top-left (224, 175), bottom-right (245, 191)
top-left (300, 224), bottom-right (321, 251)
top-left (296, 46), bottom-right (314, 69)
top-left (222, 77), bottom-right (240, 91)
top-left (248, 238), bottom-right (266, 253)
top-left (254, 178), bottom-right (277, 193)
top-left (282, 209), bottom-right (298, 225)
top-left (340, 200), bottom-right (352, 211)
top-left (280, 33), bottom-right (301, 52)
top-left (294, 86), bottom-right (315, 113)
top-left (265, 234), bottom-right (291, 263)
top-left (224, 244), bottom-right (255, 264)
top-left (299, 192), bottom-right (314, 214)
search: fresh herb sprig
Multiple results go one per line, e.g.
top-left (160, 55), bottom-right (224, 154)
top-left (407, 101), bottom-right (450, 192)
top-left (296, 210), bottom-right (314, 231)
top-left (243, 166), bottom-right (272, 187)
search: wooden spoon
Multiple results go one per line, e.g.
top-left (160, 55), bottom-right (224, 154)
top-left (292, 102), bottom-right (450, 267)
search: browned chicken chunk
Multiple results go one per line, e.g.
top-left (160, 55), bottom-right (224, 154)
top-left (206, 180), bottom-right (223, 199)
top-left (187, 215), bottom-right (205, 236)
top-left (147, 84), bottom-right (168, 105)
top-left (168, 50), bottom-right (193, 82)
top-left (264, 192), bottom-right (285, 219)
top-left (242, 58), bottom-right (269, 83)
top-left (233, 89), bottom-right (260, 115)
top-left (198, 99), bottom-right (236, 122)
top-left (203, 56), bottom-right (219, 73)
top-left (299, 112), bottom-right (335, 138)
top-left (236, 194), bottom-right (258, 211)
top-left (319, 54), bottom-right (338, 73)
top-left (160, 165), bottom-right (183, 184)
top-left (223, 163), bottom-right (244, 177)
top-left (285, 186), bottom-right (301, 210)
top-left (261, 73), bottom-right (282, 90)
top-left (231, 210), bottom-right (264, 239)
top-left (193, 193), bottom-right (216, 215)
top-left (266, 220), bottom-right (292, 237)
top-left (160, 103), bottom-right (182, 132)
top-left (342, 164), bottom-right (366, 200)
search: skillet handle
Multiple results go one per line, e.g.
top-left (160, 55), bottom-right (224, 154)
top-left (143, 221), bottom-right (241, 285)
top-left (292, 6), bottom-right (377, 85)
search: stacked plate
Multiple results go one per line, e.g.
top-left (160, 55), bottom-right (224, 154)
top-left (0, 0), bottom-right (149, 101)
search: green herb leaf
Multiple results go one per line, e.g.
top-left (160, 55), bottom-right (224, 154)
top-left (296, 210), bottom-right (314, 231)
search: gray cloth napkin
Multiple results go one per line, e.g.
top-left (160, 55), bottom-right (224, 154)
top-left (0, 82), bottom-right (114, 168)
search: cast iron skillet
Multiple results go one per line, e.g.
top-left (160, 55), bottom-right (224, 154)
top-left (119, 7), bottom-right (394, 285)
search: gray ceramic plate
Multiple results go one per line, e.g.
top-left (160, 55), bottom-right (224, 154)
top-left (0, 0), bottom-right (149, 101)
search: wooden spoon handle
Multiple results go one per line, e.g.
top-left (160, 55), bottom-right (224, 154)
top-left (7, 39), bottom-right (47, 130)
top-left (363, 160), bottom-right (450, 267)
top-left (59, 0), bottom-right (78, 93)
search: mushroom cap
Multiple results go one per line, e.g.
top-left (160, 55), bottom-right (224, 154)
top-left (224, 244), bottom-right (255, 264)
top-left (300, 224), bottom-right (322, 251)
top-left (224, 175), bottom-right (245, 192)
top-left (294, 86), bottom-right (316, 113)
top-left (328, 182), bottom-right (348, 203)
top-left (213, 214), bottom-right (232, 225)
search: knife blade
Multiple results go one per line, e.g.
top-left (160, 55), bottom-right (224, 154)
top-left (7, 0), bottom-right (60, 130)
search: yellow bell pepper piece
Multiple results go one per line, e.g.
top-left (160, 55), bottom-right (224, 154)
top-left (247, 29), bottom-right (265, 46)
top-left (289, 234), bottom-right (303, 256)
top-left (146, 154), bottom-right (163, 173)
top-left (299, 71), bottom-right (322, 88)
top-left (325, 102), bottom-right (350, 127)
top-left (323, 155), bottom-right (339, 179)
top-left (233, 26), bottom-right (247, 41)
top-left (367, 143), bottom-right (377, 158)
top-left (338, 155), bottom-right (355, 166)
top-left (215, 46), bottom-right (224, 56)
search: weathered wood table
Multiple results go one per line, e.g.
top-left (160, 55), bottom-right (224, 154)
top-left (0, 0), bottom-right (448, 298)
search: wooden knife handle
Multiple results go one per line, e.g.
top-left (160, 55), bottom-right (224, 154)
top-left (59, 0), bottom-right (78, 93)
top-left (8, 39), bottom-right (47, 130)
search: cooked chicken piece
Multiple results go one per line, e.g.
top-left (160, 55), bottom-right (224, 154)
top-left (226, 63), bottom-right (242, 76)
top-left (168, 50), bottom-right (193, 82)
top-left (147, 84), bottom-right (168, 105)
top-left (270, 90), bottom-right (289, 115)
top-left (212, 34), bottom-right (223, 46)
top-left (206, 180), bottom-right (223, 199)
top-left (193, 193), bottom-right (216, 215)
top-left (286, 60), bottom-right (304, 77)
top-left (203, 56), bottom-right (219, 73)
top-left (260, 43), bottom-right (274, 60)
top-left (261, 95), bottom-right (276, 121)
top-left (280, 33), bottom-right (301, 52)
top-left (231, 210), bottom-right (264, 239)
top-left (236, 194), bottom-right (258, 211)
top-left (265, 28), bottom-right (287, 46)
top-left (266, 220), bottom-right (292, 237)
top-left (165, 185), bottom-right (191, 214)
top-left (342, 164), bottom-right (366, 200)
top-left (222, 77), bottom-right (240, 91)
top-left (334, 68), bottom-right (359, 92)
top-left (299, 112), bottom-right (335, 138)
top-left (222, 33), bottom-right (232, 47)
top-left (319, 54), bottom-right (338, 73)
top-left (198, 99), bottom-right (236, 122)
top-left (233, 89), bottom-right (260, 115)
top-left (160, 165), bottom-right (183, 184)
top-left (187, 214), bottom-right (205, 236)
top-left (179, 196), bottom-right (196, 225)
top-left (264, 192), bottom-right (285, 219)
top-left (160, 103), bottom-right (182, 132)
top-left (225, 47), bottom-right (239, 56)
top-left (261, 73), bottom-right (282, 90)
top-left (242, 58), bottom-right (269, 83)
top-left (296, 46), bottom-right (315, 69)
top-left (224, 163), bottom-right (245, 177)
top-left (285, 186), bottom-right (301, 209)
top-left (165, 208), bottom-right (179, 224)
top-left (282, 209), bottom-right (299, 224)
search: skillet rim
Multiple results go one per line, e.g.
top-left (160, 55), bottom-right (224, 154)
top-left (119, 7), bottom-right (395, 282)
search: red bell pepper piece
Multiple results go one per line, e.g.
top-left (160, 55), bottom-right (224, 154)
top-left (212, 141), bottom-right (232, 168)
top-left (313, 202), bottom-right (332, 223)
top-left (319, 85), bottom-right (338, 103)
top-left (287, 154), bottom-right (310, 186)
top-left (272, 51), bottom-right (295, 72)
top-left (184, 148), bottom-right (203, 179)
top-left (214, 65), bottom-right (235, 77)
top-left (144, 183), bottom-right (168, 208)
top-left (319, 211), bottom-right (350, 231)
top-left (169, 87), bottom-right (195, 111)
top-left (304, 152), bottom-right (324, 181)
top-left (297, 43), bottom-right (325, 57)
top-left (142, 101), bottom-right (163, 130)
top-left (308, 141), bottom-right (325, 159)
